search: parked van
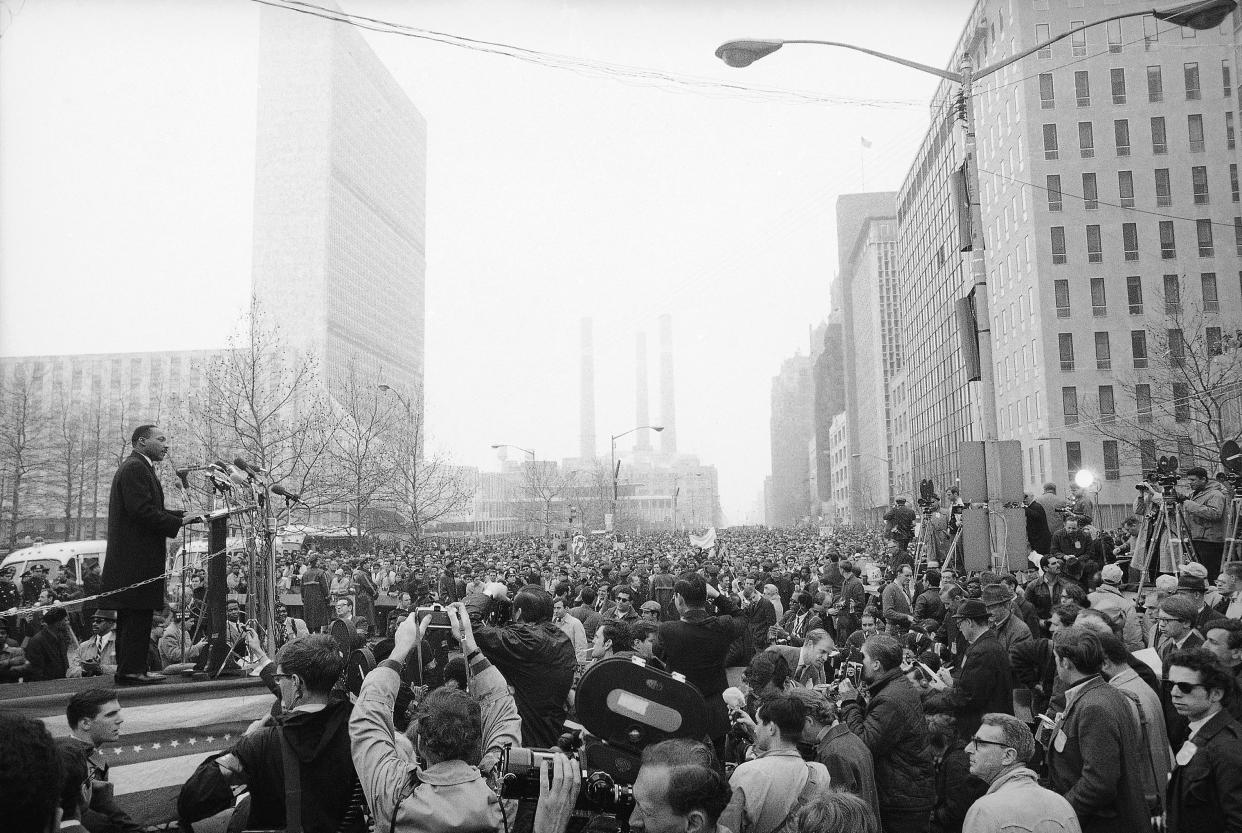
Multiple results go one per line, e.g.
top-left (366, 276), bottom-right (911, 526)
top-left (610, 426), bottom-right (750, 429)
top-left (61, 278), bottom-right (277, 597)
top-left (0, 540), bottom-right (107, 596)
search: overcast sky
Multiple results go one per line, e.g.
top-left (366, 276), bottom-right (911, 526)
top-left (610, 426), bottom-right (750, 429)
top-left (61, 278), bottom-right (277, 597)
top-left (0, 0), bottom-right (973, 522)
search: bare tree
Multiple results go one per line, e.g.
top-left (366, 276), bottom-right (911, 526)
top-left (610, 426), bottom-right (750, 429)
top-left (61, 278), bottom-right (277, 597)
top-left (516, 461), bottom-right (576, 538)
top-left (0, 368), bottom-right (52, 546)
top-left (1078, 297), bottom-right (1242, 474)
top-left (564, 459), bottom-right (613, 533)
top-left (378, 388), bottom-right (474, 540)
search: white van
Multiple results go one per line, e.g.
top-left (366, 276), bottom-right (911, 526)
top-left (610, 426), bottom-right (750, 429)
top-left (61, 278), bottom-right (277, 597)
top-left (0, 540), bottom-right (107, 595)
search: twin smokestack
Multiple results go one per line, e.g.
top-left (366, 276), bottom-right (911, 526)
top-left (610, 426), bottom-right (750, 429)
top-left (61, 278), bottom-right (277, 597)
top-left (578, 314), bottom-right (677, 460)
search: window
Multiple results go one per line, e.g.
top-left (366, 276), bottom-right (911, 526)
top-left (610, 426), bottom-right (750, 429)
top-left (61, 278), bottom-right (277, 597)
top-left (1103, 441), bottom-right (1120, 481)
top-left (1232, 164), bottom-right (1239, 202)
top-left (1202, 272), bottom-right (1219, 312)
top-left (1159, 220), bottom-right (1176, 258)
top-left (1137, 384), bottom-right (1153, 424)
top-left (1082, 173), bottom-right (1098, 209)
top-left (1131, 329), bottom-right (1148, 367)
top-left (1192, 166), bottom-right (1210, 204)
top-left (1208, 326), bottom-right (1223, 356)
top-left (1059, 332), bottom-right (1075, 371)
top-left (1090, 277), bottom-right (1107, 316)
top-left (1066, 442), bottom-right (1082, 477)
top-left (1037, 23), bottom-right (1052, 59)
top-left (1110, 68), bottom-right (1126, 104)
top-left (1047, 174), bottom-right (1063, 211)
top-left (1178, 436), bottom-right (1195, 466)
top-left (1123, 222), bottom-right (1139, 260)
top-left (1173, 383), bottom-right (1190, 423)
top-left (1043, 123), bottom-right (1059, 159)
top-left (1164, 273), bottom-right (1182, 313)
top-left (1169, 328), bottom-right (1186, 366)
top-left (1188, 114), bottom-right (1205, 153)
top-left (1127, 275), bottom-right (1143, 314)
top-left (1079, 121), bottom-right (1094, 158)
top-left (1236, 217), bottom-right (1242, 255)
top-left (1055, 279), bottom-right (1071, 318)
top-left (1228, 112), bottom-right (1236, 150)
top-left (1224, 60), bottom-right (1233, 97)
top-left (1095, 331), bottom-right (1112, 369)
top-left (1155, 168), bottom-right (1172, 206)
top-left (1151, 116), bottom-right (1167, 154)
top-left (1143, 16), bottom-right (1158, 50)
top-left (1099, 386), bottom-right (1116, 423)
top-left (1086, 225), bottom-right (1103, 262)
top-left (1147, 65), bottom-right (1163, 102)
top-left (1062, 387), bottom-right (1079, 425)
top-left (1185, 62), bottom-right (1201, 100)
top-left (1108, 20), bottom-right (1123, 53)
top-left (1039, 73), bottom-right (1055, 108)
top-left (1051, 226), bottom-right (1067, 263)
top-left (1118, 171), bottom-right (1135, 207)
top-left (1075, 71), bottom-right (1091, 107)
top-left (1114, 119), bottom-right (1130, 156)
top-left (1071, 21), bottom-right (1087, 57)
top-left (1197, 219), bottom-right (1214, 257)
top-left (1140, 439), bottom-right (1157, 471)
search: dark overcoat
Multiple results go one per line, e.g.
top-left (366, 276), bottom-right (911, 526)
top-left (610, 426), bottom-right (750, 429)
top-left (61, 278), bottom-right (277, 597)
top-left (100, 453), bottom-right (183, 610)
top-left (1165, 709), bottom-right (1242, 833)
top-left (1046, 675), bottom-right (1154, 833)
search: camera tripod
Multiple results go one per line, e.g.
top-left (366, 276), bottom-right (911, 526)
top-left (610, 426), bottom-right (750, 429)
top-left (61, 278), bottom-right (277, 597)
top-left (1221, 440), bottom-right (1242, 566)
top-left (1132, 489), bottom-right (1198, 599)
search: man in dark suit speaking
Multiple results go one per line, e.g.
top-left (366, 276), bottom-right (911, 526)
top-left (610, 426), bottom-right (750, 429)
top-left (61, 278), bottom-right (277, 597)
top-left (100, 425), bottom-right (202, 685)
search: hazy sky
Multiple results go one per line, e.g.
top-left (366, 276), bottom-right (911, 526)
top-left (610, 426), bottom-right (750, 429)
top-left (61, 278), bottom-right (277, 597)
top-left (0, 0), bottom-right (974, 522)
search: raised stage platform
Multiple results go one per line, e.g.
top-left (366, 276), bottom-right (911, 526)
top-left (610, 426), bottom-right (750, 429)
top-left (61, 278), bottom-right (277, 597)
top-left (1, 674), bottom-right (271, 829)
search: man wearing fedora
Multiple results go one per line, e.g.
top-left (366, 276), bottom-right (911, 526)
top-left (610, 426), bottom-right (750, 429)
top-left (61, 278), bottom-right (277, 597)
top-left (981, 583), bottom-right (1032, 652)
top-left (1175, 572), bottom-right (1228, 637)
top-left (72, 609), bottom-right (118, 678)
top-left (942, 597), bottom-right (1014, 739)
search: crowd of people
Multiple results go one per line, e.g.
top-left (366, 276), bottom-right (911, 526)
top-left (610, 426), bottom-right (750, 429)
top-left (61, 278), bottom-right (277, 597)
top-left (3, 471), bottom-right (1242, 833)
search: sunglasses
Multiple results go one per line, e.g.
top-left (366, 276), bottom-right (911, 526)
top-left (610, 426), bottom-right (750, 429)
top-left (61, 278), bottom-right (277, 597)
top-left (1169, 681), bottom-right (1207, 694)
top-left (90, 618), bottom-right (112, 623)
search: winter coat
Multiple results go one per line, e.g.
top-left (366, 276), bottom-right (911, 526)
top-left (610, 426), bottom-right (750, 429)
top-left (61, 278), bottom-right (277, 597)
top-left (100, 453), bottom-right (184, 610)
top-left (839, 668), bottom-right (936, 816)
top-left (962, 766), bottom-right (1081, 833)
top-left (952, 629), bottom-right (1015, 739)
top-left (656, 596), bottom-right (746, 739)
top-left (1165, 709), bottom-right (1242, 833)
top-left (1180, 481), bottom-right (1228, 543)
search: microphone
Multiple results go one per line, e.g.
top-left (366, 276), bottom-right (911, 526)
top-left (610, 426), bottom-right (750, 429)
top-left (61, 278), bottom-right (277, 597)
top-left (227, 466), bottom-right (252, 490)
top-left (234, 456), bottom-right (268, 477)
top-left (271, 484), bottom-right (306, 505)
top-left (207, 470), bottom-right (233, 492)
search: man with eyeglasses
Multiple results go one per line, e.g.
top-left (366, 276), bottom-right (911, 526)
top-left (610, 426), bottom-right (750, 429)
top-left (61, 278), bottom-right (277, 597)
top-left (1164, 648), bottom-right (1242, 832)
top-left (1156, 595), bottom-right (1204, 661)
top-left (73, 610), bottom-right (118, 678)
top-left (962, 713), bottom-right (1080, 833)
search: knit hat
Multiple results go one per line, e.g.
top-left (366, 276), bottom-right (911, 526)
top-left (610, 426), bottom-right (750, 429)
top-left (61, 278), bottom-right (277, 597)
top-left (1101, 564), bottom-right (1125, 584)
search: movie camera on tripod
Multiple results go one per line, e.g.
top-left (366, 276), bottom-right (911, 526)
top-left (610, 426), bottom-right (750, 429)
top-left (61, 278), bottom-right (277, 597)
top-left (916, 479), bottom-right (938, 515)
top-left (1137, 455), bottom-right (1183, 506)
top-left (497, 656), bottom-right (708, 825)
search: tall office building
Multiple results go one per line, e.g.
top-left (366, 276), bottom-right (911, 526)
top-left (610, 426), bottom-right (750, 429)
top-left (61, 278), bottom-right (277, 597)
top-left (251, 2), bottom-right (427, 400)
top-left (898, 0), bottom-right (1241, 519)
top-left (837, 193), bottom-right (901, 523)
top-left (768, 352), bottom-right (815, 527)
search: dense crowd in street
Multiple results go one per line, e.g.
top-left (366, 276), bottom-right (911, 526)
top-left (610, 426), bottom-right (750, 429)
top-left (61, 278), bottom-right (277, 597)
top-left (3, 473), bottom-right (1242, 833)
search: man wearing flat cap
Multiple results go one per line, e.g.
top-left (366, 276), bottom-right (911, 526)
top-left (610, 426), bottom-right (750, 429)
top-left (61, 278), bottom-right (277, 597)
top-left (940, 598), bottom-right (1014, 738)
top-left (1175, 466), bottom-right (1228, 581)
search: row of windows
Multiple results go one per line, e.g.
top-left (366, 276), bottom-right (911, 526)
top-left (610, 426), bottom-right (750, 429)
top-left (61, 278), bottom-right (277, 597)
top-left (1063, 382), bottom-right (1208, 430)
top-left (1053, 271), bottom-right (1231, 318)
top-left (1049, 219), bottom-right (1242, 262)
top-left (1033, 13), bottom-right (1223, 60)
top-left (1046, 166), bottom-right (1239, 212)
top-left (1062, 440), bottom-right (1124, 483)
top-left (1042, 114), bottom-right (1234, 160)
top-left (1056, 325), bottom-right (1227, 374)
top-left (1038, 61), bottom-right (1232, 109)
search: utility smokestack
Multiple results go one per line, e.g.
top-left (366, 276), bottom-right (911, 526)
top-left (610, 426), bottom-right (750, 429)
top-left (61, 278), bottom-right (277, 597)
top-left (580, 317), bottom-right (596, 460)
top-left (658, 314), bottom-right (677, 457)
top-left (636, 332), bottom-right (651, 452)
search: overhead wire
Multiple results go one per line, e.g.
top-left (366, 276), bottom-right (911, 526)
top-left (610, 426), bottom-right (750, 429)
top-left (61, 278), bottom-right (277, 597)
top-left (253, 0), bottom-right (925, 109)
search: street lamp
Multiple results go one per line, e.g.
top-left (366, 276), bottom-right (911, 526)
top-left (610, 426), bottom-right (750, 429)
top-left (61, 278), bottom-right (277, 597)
top-left (610, 425), bottom-right (663, 530)
top-left (490, 443), bottom-right (536, 461)
top-left (715, 0), bottom-right (1234, 558)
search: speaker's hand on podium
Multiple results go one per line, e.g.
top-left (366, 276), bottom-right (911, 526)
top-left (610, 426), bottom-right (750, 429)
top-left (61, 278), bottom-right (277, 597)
top-left (180, 512), bottom-right (209, 526)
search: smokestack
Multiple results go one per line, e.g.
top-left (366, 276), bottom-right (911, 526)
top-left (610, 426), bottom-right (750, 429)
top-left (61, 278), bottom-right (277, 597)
top-left (580, 317), bottom-right (596, 460)
top-left (658, 314), bottom-right (677, 457)
top-left (636, 332), bottom-right (651, 452)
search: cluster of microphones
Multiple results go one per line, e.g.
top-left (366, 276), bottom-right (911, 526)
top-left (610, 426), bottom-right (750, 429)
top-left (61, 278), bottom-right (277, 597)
top-left (174, 457), bottom-right (305, 505)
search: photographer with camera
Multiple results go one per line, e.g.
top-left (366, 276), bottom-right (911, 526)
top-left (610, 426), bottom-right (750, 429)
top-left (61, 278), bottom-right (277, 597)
top-left (836, 633), bottom-right (936, 833)
top-left (1175, 466), bottom-right (1229, 581)
top-left (656, 572), bottom-right (746, 754)
top-left (350, 602), bottom-right (519, 833)
top-left (719, 694), bottom-right (830, 833)
top-left (463, 583), bottom-right (577, 748)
